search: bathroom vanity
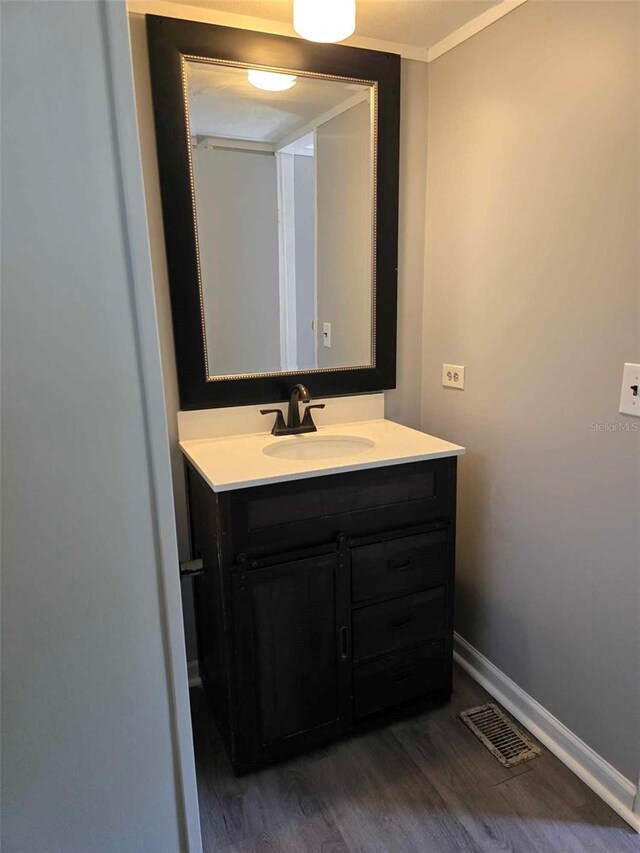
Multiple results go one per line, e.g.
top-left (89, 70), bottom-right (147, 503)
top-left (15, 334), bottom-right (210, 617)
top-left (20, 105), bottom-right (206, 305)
top-left (146, 15), bottom-right (466, 774)
top-left (181, 420), bottom-right (464, 773)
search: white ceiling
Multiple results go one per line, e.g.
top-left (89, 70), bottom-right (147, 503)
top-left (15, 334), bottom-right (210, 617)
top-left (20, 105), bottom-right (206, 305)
top-left (169, 0), bottom-right (502, 51)
top-left (187, 60), bottom-right (369, 141)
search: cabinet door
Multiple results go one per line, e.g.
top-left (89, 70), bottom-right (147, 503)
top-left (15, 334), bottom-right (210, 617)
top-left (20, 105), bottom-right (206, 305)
top-left (238, 552), bottom-right (349, 757)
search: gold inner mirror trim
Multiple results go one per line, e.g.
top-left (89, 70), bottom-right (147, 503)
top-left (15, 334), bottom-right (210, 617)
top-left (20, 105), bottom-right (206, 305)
top-left (180, 54), bottom-right (379, 382)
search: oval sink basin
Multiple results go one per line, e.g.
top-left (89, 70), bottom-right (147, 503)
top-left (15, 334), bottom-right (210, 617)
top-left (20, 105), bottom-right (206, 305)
top-left (263, 435), bottom-right (375, 461)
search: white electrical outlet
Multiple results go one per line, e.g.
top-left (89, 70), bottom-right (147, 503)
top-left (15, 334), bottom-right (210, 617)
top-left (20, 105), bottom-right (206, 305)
top-left (442, 364), bottom-right (465, 389)
top-left (619, 363), bottom-right (640, 416)
top-left (322, 322), bottom-right (332, 348)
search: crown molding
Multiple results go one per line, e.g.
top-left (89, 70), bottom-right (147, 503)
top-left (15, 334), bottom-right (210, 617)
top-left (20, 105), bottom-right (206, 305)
top-left (427, 0), bottom-right (529, 62)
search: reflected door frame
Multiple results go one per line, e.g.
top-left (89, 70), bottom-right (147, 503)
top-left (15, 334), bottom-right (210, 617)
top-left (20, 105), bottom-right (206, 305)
top-left (276, 150), bottom-right (298, 371)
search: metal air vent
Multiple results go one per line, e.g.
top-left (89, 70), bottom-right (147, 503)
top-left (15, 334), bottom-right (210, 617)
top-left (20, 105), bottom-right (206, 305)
top-left (459, 703), bottom-right (542, 768)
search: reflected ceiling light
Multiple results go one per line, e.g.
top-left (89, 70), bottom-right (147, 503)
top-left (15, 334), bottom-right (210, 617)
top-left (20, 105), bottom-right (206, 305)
top-left (247, 69), bottom-right (297, 91)
top-left (293, 0), bottom-right (356, 43)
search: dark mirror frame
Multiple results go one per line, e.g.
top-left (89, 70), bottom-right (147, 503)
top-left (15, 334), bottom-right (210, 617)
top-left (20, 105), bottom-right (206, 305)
top-left (146, 14), bottom-right (400, 410)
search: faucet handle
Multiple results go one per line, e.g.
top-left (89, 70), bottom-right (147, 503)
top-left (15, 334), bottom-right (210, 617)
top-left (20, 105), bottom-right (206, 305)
top-left (260, 408), bottom-right (287, 436)
top-left (301, 404), bottom-right (325, 430)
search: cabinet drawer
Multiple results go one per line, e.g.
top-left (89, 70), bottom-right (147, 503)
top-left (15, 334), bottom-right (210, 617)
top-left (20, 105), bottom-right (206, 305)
top-left (225, 458), bottom-right (455, 558)
top-left (351, 529), bottom-right (448, 603)
top-left (354, 641), bottom-right (446, 719)
top-left (353, 587), bottom-right (446, 664)
top-left (245, 464), bottom-right (441, 531)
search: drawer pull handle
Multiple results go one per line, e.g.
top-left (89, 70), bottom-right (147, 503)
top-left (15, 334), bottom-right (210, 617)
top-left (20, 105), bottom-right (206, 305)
top-left (388, 556), bottom-right (415, 572)
top-left (340, 626), bottom-right (349, 660)
top-left (389, 613), bottom-right (413, 629)
top-left (390, 667), bottom-right (414, 684)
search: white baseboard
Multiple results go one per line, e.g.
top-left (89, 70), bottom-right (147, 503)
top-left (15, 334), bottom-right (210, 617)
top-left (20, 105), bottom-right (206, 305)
top-left (187, 659), bottom-right (201, 688)
top-left (454, 633), bottom-right (639, 832)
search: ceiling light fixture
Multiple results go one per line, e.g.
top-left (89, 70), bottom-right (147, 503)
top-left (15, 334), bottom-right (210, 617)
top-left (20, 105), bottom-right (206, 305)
top-left (247, 69), bottom-right (297, 92)
top-left (293, 0), bottom-right (356, 43)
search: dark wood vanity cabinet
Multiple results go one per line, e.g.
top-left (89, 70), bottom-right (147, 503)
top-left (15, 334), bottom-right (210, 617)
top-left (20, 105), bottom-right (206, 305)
top-left (186, 457), bottom-right (457, 774)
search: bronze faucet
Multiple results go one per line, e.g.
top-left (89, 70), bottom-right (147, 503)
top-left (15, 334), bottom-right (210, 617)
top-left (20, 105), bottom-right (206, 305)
top-left (261, 384), bottom-right (325, 436)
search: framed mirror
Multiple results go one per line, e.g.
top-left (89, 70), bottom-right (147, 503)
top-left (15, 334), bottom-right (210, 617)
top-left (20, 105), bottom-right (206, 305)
top-left (147, 16), bottom-right (400, 409)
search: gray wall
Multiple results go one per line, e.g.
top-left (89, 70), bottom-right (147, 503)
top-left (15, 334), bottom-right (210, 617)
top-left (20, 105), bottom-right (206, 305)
top-left (193, 146), bottom-right (282, 376)
top-left (421, 0), bottom-right (640, 781)
top-left (1, 2), bottom-right (194, 850)
top-left (385, 59), bottom-right (429, 430)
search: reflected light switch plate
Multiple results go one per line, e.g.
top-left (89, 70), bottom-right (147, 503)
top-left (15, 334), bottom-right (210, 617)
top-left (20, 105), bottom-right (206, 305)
top-left (619, 363), bottom-right (640, 416)
top-left (323, 322), bottom-right (332, 348)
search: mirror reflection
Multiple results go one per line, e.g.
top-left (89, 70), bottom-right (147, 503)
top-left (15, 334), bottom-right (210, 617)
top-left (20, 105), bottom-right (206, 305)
top-left (185, 60), bottom-right (375, 379)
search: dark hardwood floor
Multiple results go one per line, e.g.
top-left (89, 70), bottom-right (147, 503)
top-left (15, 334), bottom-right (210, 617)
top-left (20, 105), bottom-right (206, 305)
top-left (190, 665), bottom-right (639, 852)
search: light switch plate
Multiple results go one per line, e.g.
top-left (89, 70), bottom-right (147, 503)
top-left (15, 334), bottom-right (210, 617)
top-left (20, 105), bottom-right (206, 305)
top-left (619, 363), bottom-right (640, 416)
top-left (442, 364), bottom-right (465, 389)
top-left (322, 322), bottom-right (332, 348)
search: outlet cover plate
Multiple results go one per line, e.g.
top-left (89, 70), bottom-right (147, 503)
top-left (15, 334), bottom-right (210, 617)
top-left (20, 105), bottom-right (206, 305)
top-left (619, 363), bottom-right (640, 417)
top-left (443, 364), bottom-right (465, 389)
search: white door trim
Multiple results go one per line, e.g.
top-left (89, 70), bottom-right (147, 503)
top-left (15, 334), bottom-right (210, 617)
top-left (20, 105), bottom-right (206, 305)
top-left (104, 3), bottom-right (202, 850)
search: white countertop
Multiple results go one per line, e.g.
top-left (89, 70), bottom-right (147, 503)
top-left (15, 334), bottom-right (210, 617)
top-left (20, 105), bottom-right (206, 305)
top-left (179, 419), bottom-right (465, 492)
